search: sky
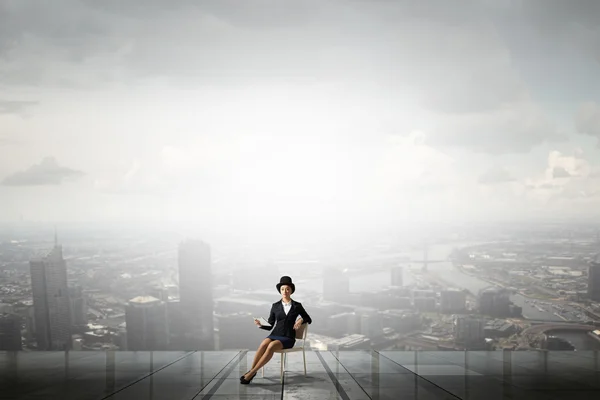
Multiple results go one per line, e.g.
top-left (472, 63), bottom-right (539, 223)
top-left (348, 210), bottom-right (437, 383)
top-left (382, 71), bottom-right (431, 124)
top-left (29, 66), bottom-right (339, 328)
top-left (1, 0), bottom-right (600, 237)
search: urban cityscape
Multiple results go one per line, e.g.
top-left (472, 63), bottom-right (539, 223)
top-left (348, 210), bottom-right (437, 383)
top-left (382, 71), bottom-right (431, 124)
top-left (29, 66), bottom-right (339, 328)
top-left (2, 0), bottom-right (600, 397)
top-left (1, 221), bottom-right (600, 354)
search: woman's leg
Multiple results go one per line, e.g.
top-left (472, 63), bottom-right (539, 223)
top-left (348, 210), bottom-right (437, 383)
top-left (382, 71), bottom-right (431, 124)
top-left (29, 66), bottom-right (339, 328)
top-left (251, 338), bottom-right (272, 370)
top-left (244, 340), bottom-right (283, 379)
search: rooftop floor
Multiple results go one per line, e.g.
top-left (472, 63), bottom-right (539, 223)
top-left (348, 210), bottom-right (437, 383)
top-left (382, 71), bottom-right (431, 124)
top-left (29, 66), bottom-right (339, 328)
top-left (1, 350), bottom-right (600, 399)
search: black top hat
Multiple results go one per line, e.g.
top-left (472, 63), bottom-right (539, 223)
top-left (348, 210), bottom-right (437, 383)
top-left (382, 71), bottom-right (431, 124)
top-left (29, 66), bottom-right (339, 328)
top-left (276, 276), bottom-right (295, 294)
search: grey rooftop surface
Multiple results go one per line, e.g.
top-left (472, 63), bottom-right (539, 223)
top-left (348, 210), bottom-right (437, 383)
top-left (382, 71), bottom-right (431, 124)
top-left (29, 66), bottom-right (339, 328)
top-left (2, 350), bottom-right (600, 399)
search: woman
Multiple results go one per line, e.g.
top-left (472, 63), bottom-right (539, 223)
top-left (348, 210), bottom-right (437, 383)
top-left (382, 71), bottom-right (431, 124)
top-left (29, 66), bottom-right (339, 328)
top-left (240, 275), bottom-right (312, 384)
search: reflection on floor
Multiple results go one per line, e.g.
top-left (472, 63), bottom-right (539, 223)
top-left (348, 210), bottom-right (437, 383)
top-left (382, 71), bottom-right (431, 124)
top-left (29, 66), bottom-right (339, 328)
top-left (1, 350), bottom-right (600, 399)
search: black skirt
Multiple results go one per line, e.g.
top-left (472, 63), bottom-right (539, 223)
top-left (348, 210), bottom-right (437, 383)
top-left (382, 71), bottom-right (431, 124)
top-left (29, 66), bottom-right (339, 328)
top-left (266, 335), bottom-right (295, 349)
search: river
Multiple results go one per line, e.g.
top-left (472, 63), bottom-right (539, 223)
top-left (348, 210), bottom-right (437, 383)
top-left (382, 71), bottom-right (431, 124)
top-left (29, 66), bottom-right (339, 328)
top-left (303, 242), bottom-right (568, 322)
top-left (547, 331), bottom-right (600, 351)
top-left (299, 241), bottom-right (600, 349)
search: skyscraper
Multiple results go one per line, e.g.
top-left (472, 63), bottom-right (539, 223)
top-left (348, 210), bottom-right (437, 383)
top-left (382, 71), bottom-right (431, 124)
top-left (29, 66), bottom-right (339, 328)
top-left (0, 313), bottom-right (22, 350)
top-left (125, 296), bottom-right (169, 350)
top-left (440, 289), bottom-right (467, 313)
top-left (29, 238), bottom-right (71, 350)
top-left (68, 285), bottom-right (88, 331)
top-left (588, 254), bottom-right (600, 302)
top-left (178, 240), bottom-right (214, 350)
top-left (454, 315), bottom-right (485, 349)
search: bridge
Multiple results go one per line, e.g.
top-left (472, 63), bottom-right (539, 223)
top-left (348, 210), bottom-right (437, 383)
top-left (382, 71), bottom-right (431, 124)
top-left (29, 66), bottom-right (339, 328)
top-left (409, 260), bottom-right (447, 264)
top-left (521, 323), bottom-right (593, 336)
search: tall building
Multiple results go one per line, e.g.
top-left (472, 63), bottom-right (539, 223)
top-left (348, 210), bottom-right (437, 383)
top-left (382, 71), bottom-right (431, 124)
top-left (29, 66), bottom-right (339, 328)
top-left (588, 254), bottom-right (600, 302)
top-left (0, 313), bottom-right (22, 350)
top-left (391, 266), bottom-right (403, 286)
top-left (178, 240), bottom-right (214, 350)
top-left (454, 315), bottom-right (485, 349)
top-left (29, 239), bottom-right (71, 350)
top-left (440, 289), bottom-right (467, 313)
top-left (165, 300), bottom-right (186, 350)
top-left (68, 285), bottom-right (88, 330)
top-left (478, 287), bottom-right (510, 317)
top-left (125, 296), bottom-right (169, 350)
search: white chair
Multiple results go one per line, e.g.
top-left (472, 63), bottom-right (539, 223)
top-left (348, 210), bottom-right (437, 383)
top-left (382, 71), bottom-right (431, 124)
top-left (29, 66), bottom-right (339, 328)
top-left (262, 324), bottom-right (308, 383)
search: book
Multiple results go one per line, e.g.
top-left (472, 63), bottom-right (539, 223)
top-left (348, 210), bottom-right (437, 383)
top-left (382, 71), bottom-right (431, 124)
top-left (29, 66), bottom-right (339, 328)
top-left (253, 317), bottom-right (272, 327)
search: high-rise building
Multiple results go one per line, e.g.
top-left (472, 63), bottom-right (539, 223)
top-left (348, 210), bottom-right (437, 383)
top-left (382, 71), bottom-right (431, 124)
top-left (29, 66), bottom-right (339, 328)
top-left (454, 315), bottom-right (485, 349)
top-left (588, 254), bottom-right (600, 302)
top-left (29, 239), bottom-right (71, 350)
top-left (478, 287), bottom-right (510, 317)
top-left (327, 312), bottom-right (359, 338)
top-left (125, 296), bottom-right (169, 350)
top-left (178, 240), bottom-right (214, 350)
top-left (391, 266), bottom-right (403, 286)
top-left (68, 285), bottom-right (88, 330)
top-left (16, 300), bottom-right (36, 343)
top-left (440, 289), bottom-right (467, 313)
top-left (0, 313), bottom-right (22, 350)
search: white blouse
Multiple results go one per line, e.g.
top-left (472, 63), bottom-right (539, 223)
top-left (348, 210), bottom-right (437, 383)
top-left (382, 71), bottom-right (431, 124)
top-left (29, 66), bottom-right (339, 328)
top-left (282, 300), bottom-right (302, 321)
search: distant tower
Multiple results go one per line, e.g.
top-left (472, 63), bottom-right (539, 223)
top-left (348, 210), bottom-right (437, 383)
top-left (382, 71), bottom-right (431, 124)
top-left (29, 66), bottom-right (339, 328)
top-left (178, 240), bottom-right (214, 350)
top-left (588, 255), bottom-right (600, 302)
top-left (125, 296), bottom-right (169, 350)
top-left (29, 236), bottom-right (72, 350)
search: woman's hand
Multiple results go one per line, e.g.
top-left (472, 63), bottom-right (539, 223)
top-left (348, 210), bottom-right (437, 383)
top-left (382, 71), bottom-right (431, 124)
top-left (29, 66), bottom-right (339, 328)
top-left (293, 318), bottom-right (303, 330)
top-left (254, 319), bottom-right (261, 327)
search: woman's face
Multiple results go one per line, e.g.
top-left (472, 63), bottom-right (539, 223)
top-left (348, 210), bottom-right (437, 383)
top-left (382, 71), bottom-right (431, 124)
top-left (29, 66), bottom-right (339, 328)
top-left (280, 285), bottom-right (292, 297)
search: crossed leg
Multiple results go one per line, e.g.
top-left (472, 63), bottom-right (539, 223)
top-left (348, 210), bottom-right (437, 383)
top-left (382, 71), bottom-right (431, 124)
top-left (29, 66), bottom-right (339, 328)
top-left (244, 340), bottom-right (284, 380)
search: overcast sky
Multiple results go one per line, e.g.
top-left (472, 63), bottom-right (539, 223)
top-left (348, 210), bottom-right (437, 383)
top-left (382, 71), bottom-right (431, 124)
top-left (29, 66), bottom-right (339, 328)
top-left (1, 0), bottom-right (600, 236)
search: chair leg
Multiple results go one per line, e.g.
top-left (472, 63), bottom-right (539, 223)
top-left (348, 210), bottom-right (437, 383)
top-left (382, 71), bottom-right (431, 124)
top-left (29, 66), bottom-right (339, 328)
top-left (261, 366), bottom-right (264, 378)
top-left (280, 353), bottom-right (284, 383)
top-left (303, 349), bottom-right (307, 376)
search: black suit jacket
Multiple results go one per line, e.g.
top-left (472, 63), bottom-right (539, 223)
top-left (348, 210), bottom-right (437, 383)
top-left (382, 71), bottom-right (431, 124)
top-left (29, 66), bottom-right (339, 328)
top-left (259, 299), bottom-right (312, 340)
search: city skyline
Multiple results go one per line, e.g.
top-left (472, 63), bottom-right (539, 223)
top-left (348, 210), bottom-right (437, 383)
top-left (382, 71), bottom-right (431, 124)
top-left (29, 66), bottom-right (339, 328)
top-left (2, 221), bottom-right (599, 353)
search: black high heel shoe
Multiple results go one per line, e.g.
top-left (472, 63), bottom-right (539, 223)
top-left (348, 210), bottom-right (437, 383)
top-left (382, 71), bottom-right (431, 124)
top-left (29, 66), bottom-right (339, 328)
top-left (240, 371), bottom-right (257, 384)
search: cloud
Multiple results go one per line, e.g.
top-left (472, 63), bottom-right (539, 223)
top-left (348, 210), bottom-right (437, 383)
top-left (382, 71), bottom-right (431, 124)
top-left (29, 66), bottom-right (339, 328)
top-left (0, 0), bottom-right (566, 157)
top-left (0, 134), bottom-right (19, 146)
top-left (590, 167), bottom-right (600, 179)
top-left (2, 157), bottom-right (84, 186)
top-left (576, 102), bottom-right (600, 143)
top-left (0, 100), bottom-right (38, 115)
top-left (546, 150), bottom-right (590, 179)
top-left (478, 167), bottom-right (515, 185)
top-left (425, 102), bottom-right (565, 154)
top-left (552, 166), bottom-right (571, 179)
top-left (93, 160), bottom-right (165, 195)
top-left (523, 150), bottom-right (600, 210)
